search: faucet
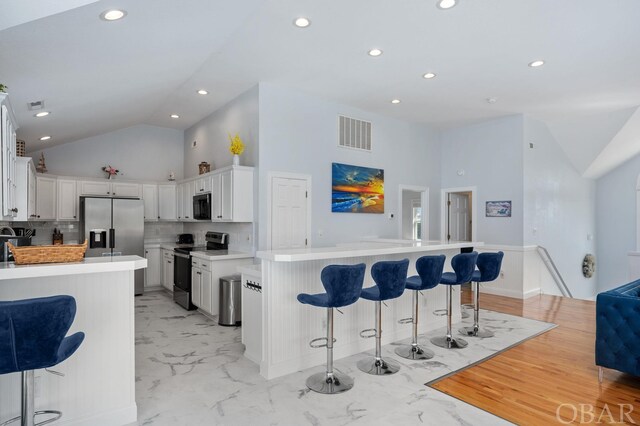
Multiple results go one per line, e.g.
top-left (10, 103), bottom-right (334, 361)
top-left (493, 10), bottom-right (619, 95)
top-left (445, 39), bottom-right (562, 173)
top-left (0, 227), bottom-right (15, 236)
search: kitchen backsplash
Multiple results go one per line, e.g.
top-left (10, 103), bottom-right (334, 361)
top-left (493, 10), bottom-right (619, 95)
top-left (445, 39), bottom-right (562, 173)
top-left (183, 222), bottom-right (255, 254)
top-left (1, 221), bottom-right (184, 245)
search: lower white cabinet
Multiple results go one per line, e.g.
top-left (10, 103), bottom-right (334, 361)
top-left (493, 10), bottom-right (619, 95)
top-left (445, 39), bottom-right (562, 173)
top-left (161, 249), bottom-right (174, 291)
top-left (57, 179), bottom-right (78, 220)
top-left (189, 257), bottom-right (253, 316)
top-left (142, 184), bottom-right (158, 221)
top-left (144, 246), bottom-right (162, 288)
top-left (35, 176), bottom-right (57, 220)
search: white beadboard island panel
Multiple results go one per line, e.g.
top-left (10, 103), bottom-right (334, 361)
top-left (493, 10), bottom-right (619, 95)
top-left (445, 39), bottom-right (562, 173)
top-left (256, 241), bottom-right (482, 379)
top-left (0, 256), bottom-right (146, 426)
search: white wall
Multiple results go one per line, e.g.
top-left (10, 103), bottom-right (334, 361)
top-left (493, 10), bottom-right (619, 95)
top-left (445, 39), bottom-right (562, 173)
top-left (257, 83), bottom-right (441, 250)
top-left (523, 116), bottom-right (597, 299)
top-left (440, 115), bottom-right (524, 246)
top-left (29, 125), bottom-right (184, 181)
top-left (183, 85), bottom-right (258, 178)
top-left (595, 152), bottom-right (640, 292)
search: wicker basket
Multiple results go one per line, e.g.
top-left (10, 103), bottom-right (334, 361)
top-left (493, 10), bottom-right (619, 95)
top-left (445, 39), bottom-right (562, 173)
top-left (7, 240), bottom-right (88, 265)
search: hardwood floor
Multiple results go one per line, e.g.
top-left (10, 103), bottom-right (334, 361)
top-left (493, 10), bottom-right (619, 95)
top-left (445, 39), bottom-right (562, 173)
top-left (430, 291), bottom-right (640, 425)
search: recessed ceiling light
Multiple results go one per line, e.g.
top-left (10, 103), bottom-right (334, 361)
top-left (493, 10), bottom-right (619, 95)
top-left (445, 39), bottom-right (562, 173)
top-left (437, 0), bottom-right (457, 10)
top-left (368, 48), bottom-right (383, 57)
top-left (528, 60), bottom-right (545, 68)
top-left (294, 17), bottom-right (311, 28)
top-left (34, 111), bottom-right (50, 118)
top-left (170, 114), bottom-right (180, 119)
top-left (391, 99), bottom-right (401, 104)
top-left (197, 89), bottom-right (208, 95)
top-left (486, 97), bottom-right (498, 104)
top-left (423, 72), bottom-right (437, 79)
top-left (39, 136), bottom-right (51, 141)
top-left (100, 9), bottom-right (127, 21)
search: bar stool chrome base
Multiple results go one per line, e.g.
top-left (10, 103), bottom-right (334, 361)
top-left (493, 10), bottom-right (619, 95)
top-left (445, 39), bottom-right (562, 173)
top-left (0, 370), bottom-right (63, 426)
top-left (306, 371), bottom-right (354, 394)
top-left (357, 357), bottom-right (400, 375)
top-left (395, 343), bottom-right (434, 360)
top-left (459, 326), bottom-right (494, 338)
top-left (430, 335), bottom-right (468, 349)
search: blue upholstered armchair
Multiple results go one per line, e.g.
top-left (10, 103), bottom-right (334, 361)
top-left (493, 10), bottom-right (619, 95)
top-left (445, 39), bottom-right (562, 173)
top-left (595, 279), bottom-right (640, 379)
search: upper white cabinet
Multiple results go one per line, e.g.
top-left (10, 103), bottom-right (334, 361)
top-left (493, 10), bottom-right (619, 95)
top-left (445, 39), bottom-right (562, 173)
top-left (176, 183), bottom-right (184, 220)
top-left (142, 184), bottom-right (158, 221)
top-left (57, 179), bottom-right (78, 220)
top-left (14, 157), bottom-right (36, 221)
top-left (111, 182), bottom-right (141, 197)
top-left (158, 184), bottom-right (177, 221)
top-left (1, 95), bottom-right (18, 220)
top-left (211, 166), bottom-right (253, 222)
top-left (35, 176), bottom-right (57, 220)
top-left (195, 176), bottom-right (211, 194)
top-left (78, 180), bottom-right (111, 196)
top-left (183, 181), bottom-right (195, 221)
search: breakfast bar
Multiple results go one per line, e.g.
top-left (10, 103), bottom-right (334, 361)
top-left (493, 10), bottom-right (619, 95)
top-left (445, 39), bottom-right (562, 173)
top-left (255, 240), bottom-right (482, 379)
top-left (0, 256), bottom-right (146, 426)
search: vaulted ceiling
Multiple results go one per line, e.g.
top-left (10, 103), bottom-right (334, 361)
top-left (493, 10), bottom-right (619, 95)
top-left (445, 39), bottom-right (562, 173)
top-left (1, 0), bottom-right (640, 177)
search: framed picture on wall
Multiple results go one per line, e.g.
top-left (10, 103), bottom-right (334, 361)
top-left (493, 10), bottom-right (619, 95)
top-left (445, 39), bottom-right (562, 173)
top-left (331, 162), bottom-right (384, 213)
top-left (486, 200), bottom-right (512, 217)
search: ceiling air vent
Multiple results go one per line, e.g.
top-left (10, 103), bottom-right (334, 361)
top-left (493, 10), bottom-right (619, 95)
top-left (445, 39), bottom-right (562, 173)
top-left (27, 100), bottom-right (45, 111)
top-left (339, 115), bottom-right (372, 152)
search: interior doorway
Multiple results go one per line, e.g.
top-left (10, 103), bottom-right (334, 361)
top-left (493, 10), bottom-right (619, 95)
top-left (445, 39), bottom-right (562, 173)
top-left (398, 185), bottom-right (429, 241)
top-left (441, 187), bottom-right (477, 242)
top-left (267, 173), bottom-right (311, 250)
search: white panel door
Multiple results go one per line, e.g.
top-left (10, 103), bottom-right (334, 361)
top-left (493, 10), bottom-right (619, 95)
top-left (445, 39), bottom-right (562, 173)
top-left (270, 176), bottom-right (308, 249)
top-left (448, 193), bottom-right (471, 242)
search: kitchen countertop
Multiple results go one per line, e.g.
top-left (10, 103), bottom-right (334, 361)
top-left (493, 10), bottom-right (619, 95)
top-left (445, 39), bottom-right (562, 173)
top-left (0, 255), bottom-right (147, 280)
top-left (256, 240), bottom-right (483, 262)
top-left (191, 250), bottom-right (254, 261)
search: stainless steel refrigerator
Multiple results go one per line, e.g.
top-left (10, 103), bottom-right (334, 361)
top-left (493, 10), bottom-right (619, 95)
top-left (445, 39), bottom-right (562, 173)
top-left (79, 196), bottom-right (145, 295)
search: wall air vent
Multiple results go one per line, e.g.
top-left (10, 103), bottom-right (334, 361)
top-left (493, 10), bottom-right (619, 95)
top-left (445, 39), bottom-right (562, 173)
top-left (27, 100), bottom-right (45, 111)
top-left (338, 115), bottom-right (372, 152)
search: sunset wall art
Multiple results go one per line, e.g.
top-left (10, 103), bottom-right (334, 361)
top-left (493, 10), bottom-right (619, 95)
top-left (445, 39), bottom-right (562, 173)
top-left (331, 162), bottom-right (384, 214)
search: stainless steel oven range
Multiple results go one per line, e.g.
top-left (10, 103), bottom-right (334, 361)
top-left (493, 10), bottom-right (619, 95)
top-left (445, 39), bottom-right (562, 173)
top-left (173, 231), bottom-right (229, 310)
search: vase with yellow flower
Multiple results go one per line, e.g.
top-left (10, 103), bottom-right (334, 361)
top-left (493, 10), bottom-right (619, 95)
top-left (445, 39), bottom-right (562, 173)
top-left (228, 133), bottom-right (245, 166)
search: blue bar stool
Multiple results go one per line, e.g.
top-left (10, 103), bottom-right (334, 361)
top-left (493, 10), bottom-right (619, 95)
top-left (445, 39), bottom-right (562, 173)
top-left (430, 252), bottom-right (478, 349)
top-left (358, 259), bottom-right (409, 376)
top-left (460, 251), bottom-right (504, 338)
top-left (297, 263), bottom-right (366, 394)
top-left (395, 255), bottom-right (446, 360)
top-left (1, 295), bottom-right (85, 426)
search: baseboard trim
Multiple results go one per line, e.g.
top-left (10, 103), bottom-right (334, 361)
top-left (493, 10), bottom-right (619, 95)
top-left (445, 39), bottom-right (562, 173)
top-left (59, 403), bottom-right (137, 426)
top-left (481, 286), bottom-right (525, 299)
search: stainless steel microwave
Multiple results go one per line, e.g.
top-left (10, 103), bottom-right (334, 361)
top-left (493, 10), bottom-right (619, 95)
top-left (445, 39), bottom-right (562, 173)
top-left (193, 193), bottom-right (211, 220)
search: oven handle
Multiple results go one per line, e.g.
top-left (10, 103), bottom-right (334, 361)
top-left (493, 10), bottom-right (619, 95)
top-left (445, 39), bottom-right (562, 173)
top-left (174, 252), bottom-right (190, 259)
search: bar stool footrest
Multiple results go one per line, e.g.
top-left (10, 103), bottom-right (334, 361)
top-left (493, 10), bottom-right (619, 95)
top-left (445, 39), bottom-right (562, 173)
top-left (359, 328), bottom-right (377, 338)
top-left (397, 317), bottom-right (413, 325)
top-left (1, 410), bottom-right (62, 426)
top-left (433, 309), bottom-right (447, 316)
top-left (309, 337), bottom-right (336, 348)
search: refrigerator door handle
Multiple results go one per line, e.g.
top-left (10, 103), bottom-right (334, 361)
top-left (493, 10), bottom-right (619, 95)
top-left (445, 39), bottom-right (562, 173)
top-left (109, 228), bottom-right (115, 249)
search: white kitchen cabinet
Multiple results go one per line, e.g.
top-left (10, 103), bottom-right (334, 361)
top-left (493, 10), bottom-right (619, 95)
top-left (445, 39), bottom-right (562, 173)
top-left (142, 184), bottom-right (158, 221)
top-left (210, 166), bottom-right (253, 222)
top-left (1, 95), bottom-right (18, 220)
top-left (111, 182), bottom-right (141, 197)
top-left (191, 260), bottom-right (202, 308)
top-left (14, 157), bottom-right (36, 221)
top-left (144, 246), bottom-right (162, 288)
top-left (57, 179), bottom-right (78, 220)
top-left (176, 183), bottom-right (184, 220)
top-left (195, 176), bottom-right (211, 194)
top-left (183, 181), bottom-right (195, 221)
top-left (158, 184), bottom-right (177, 221)
top-left (201, 267), bottom-right (213, 313)
top-left (78, 180), bottom-right (111, 196)
top-left (161, 249), bottom-right (174, 291)
top-left (35, 176), bottom-right (57, 220)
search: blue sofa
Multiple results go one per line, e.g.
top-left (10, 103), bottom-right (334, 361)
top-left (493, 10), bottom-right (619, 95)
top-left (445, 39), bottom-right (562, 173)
top-left (595, 279), bottom-right (640, 377)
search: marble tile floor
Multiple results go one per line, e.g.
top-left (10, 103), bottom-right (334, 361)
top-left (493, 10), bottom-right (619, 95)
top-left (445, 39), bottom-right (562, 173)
top-left (133, 292), bottom-right (555, 426)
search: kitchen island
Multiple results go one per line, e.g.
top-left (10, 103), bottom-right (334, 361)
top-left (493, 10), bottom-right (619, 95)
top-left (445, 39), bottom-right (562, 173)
top-left (0, 256), bottom-right (146, 426)
top-left (255, 240), bottom-right (482, 379)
